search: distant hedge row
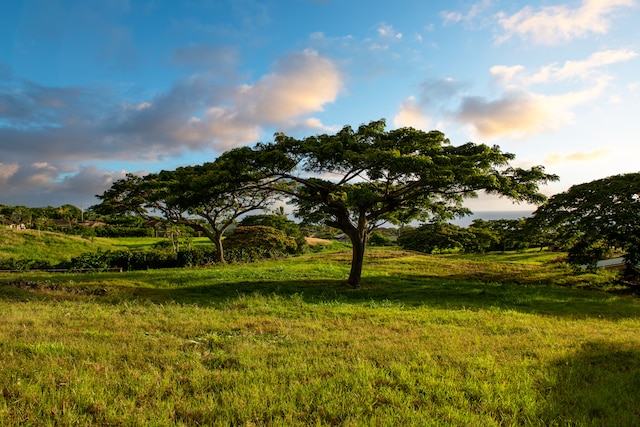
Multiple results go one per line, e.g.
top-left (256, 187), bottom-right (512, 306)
top-left (0, 246), bottom-right (294, 272)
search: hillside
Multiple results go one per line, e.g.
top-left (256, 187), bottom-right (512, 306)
top-left (0, 229), bottom-right (126, 267)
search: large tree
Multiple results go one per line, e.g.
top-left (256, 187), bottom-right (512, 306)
top-left (94, 162), bottom-right (277, 263)
top-left (530, 172), bottom-right (640, 279)
top-left (221, 119), bottom-right (557, 287)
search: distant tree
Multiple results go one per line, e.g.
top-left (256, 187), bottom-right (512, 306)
top-left (238, 213), bottom-right (303, 239)
top-left (368, 231), bottom-right (393, 246)
top-left (238, 213), bottom-right (307, 253)
top-left (224, 225), bottom-right (298, 259)
top-left (468, 218), bottom-right (530, 253)
top-left (56, 204), bottom-right (82, 221)
top-left (10, 206), bottom-right (32, 226)
top-left (220, 119), bottom-right (557, 287)
top-left (398, 222), bottom-right (472, 253)
top-left (531, 172), bottom-right (640, 279)
top-left (94, 162), bottom-right (278, 263)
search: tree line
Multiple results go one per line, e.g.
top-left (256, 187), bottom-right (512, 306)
top-left (3, 120), bottom-right (638, 286)
top-left (90, 120), bottom-right (559, 287)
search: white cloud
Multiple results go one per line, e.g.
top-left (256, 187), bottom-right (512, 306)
top-left (455, 90), bottom-right (571, 139)
top-left (0, 163), bottom-right (19, 184)
top-left (458, 49), bottom-right (636, 139)
top-left (174, 49), bottom-right (343, 150)
top-left (240, 50), bottom-right (342, 122)
top-left (491, 49), bottom-right (638, 86)
top-left (377, 23), bottom-right (403, 39)
top-left (277, 117), bottom-right (340, 135)
top-left (628, 82), bottom-right (640, 92)
top-left (393, 96), bottom-right (430, 129)
top-left (496, 0), bottom-right (635, 45)
top-left (58, 165), bottom-right (129, 194)
top-left (441, 0), bottom-right (492, 25)
top-left (0, 50), bottom-right (344, 205)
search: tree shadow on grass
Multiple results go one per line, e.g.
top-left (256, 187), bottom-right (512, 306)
top-left (91, 273), bottom-right (640, 319)
top-left (1, 270), bottom-right (638, 320)
top-left (536, 341), bottom-right (640, 426)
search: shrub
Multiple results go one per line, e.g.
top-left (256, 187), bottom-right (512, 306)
top-left (225, 226), bottom-right (298, 259)
top-left (368, 231), bottom-right (392, 246)
top-left (398, 223), bottom-right (470, 253)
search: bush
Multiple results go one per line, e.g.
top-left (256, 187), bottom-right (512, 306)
top-left (239, 214), bottom-right (308, 254)
top-left (0, 257), bottom-right (54, 271)
top-left (225, 226), bottom-right (298, 259)
top-left (398, 223), bottom-right (470, 253)
top-left (94, 226), bottom-right (153, 238)
top-left (368, 231), bottom-right (392, 246)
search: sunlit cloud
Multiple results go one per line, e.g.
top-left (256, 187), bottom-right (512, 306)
top-left (175, 49), bottom-right (343, 150)
top-left (544, 148), bottom-right (611, 165)
top-left (239, 50), bottom-right (342, 123)
top-left (454, 90), bottom-right (571, 139)
top-left (496, 0), bottom-right (635, 45)
top-left (455, 49), bottom-right (634, 139)
top-left (0, 49), bottom-right (344, 204)
top-left (490, 49), bottom-right (638, 86)
top-left (393, 96), bottom-right (430, 129)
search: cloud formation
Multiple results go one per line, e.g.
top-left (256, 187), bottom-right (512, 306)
top-left (496, 0), bottom-right (635, 45)
top-left (490, 49), bottom-right (638, 86)
top-left (454, 91), bottom-right (569, 138)
top-left (0, 50), bottom-right (343, 205)
top-left (392, 48), bottom-right (635, 140)
top-left (544, 148), bottom-right (611, 165)
top-left (393, 96), bottom-right (430, 129)
top-left (441, 0), bottom-right (492, 25)
top-left (453, 48), bottom-right (636, 138)
top-left (172, 49), bottom-right (343, 151)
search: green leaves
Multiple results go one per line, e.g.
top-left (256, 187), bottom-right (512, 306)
top-left (532, 172), bottom-right (640, 274)
top-left (96, 118), bottom-right (557, 287)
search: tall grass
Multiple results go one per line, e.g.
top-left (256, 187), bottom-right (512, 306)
top-left (0, 248), bottom-right (638, 425)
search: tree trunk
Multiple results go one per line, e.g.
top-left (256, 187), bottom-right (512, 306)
top-left (347, 230), bottom-right (367, 288)
top-left (185, 221), bottom-right (227, 264)
top-left (214, 234), bottom-right (226, 264)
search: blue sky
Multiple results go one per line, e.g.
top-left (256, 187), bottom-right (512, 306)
top-left (1, 0), bottom-right (638, 214)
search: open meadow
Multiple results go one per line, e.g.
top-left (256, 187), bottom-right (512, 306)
top-left (1, 232), bottom-right (639, 426)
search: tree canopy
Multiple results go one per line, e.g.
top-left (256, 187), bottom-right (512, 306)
top-left (531, 172), bottom-right (640, 278)
top-left (94, 163), bottom-right (278, 263)
top-left (220, 119), bottom-right (557, 287)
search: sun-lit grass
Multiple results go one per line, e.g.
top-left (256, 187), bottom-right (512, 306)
top-left (0, 229), bottom-right (126, 267)
top-left (108, 236), bottom-right (216, 250)
top-left (1, 248), bottom-right (639, 425)
top-left (446, 248), bottom-right (566, 264)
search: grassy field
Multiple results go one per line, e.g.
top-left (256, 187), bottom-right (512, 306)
top-left (0, 235), bottom-right (639, 425)
top-left (0, 229), bottom-right (126, 267)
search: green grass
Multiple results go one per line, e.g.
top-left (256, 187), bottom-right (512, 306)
top-left (0, 248), bottom-right (638, 426)
top-left (0, 229), bottom-right (127, 267)
top-left (108, 236), bottom-right (217, 250)
top-left (446, 248), bottom-right (566, 264)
